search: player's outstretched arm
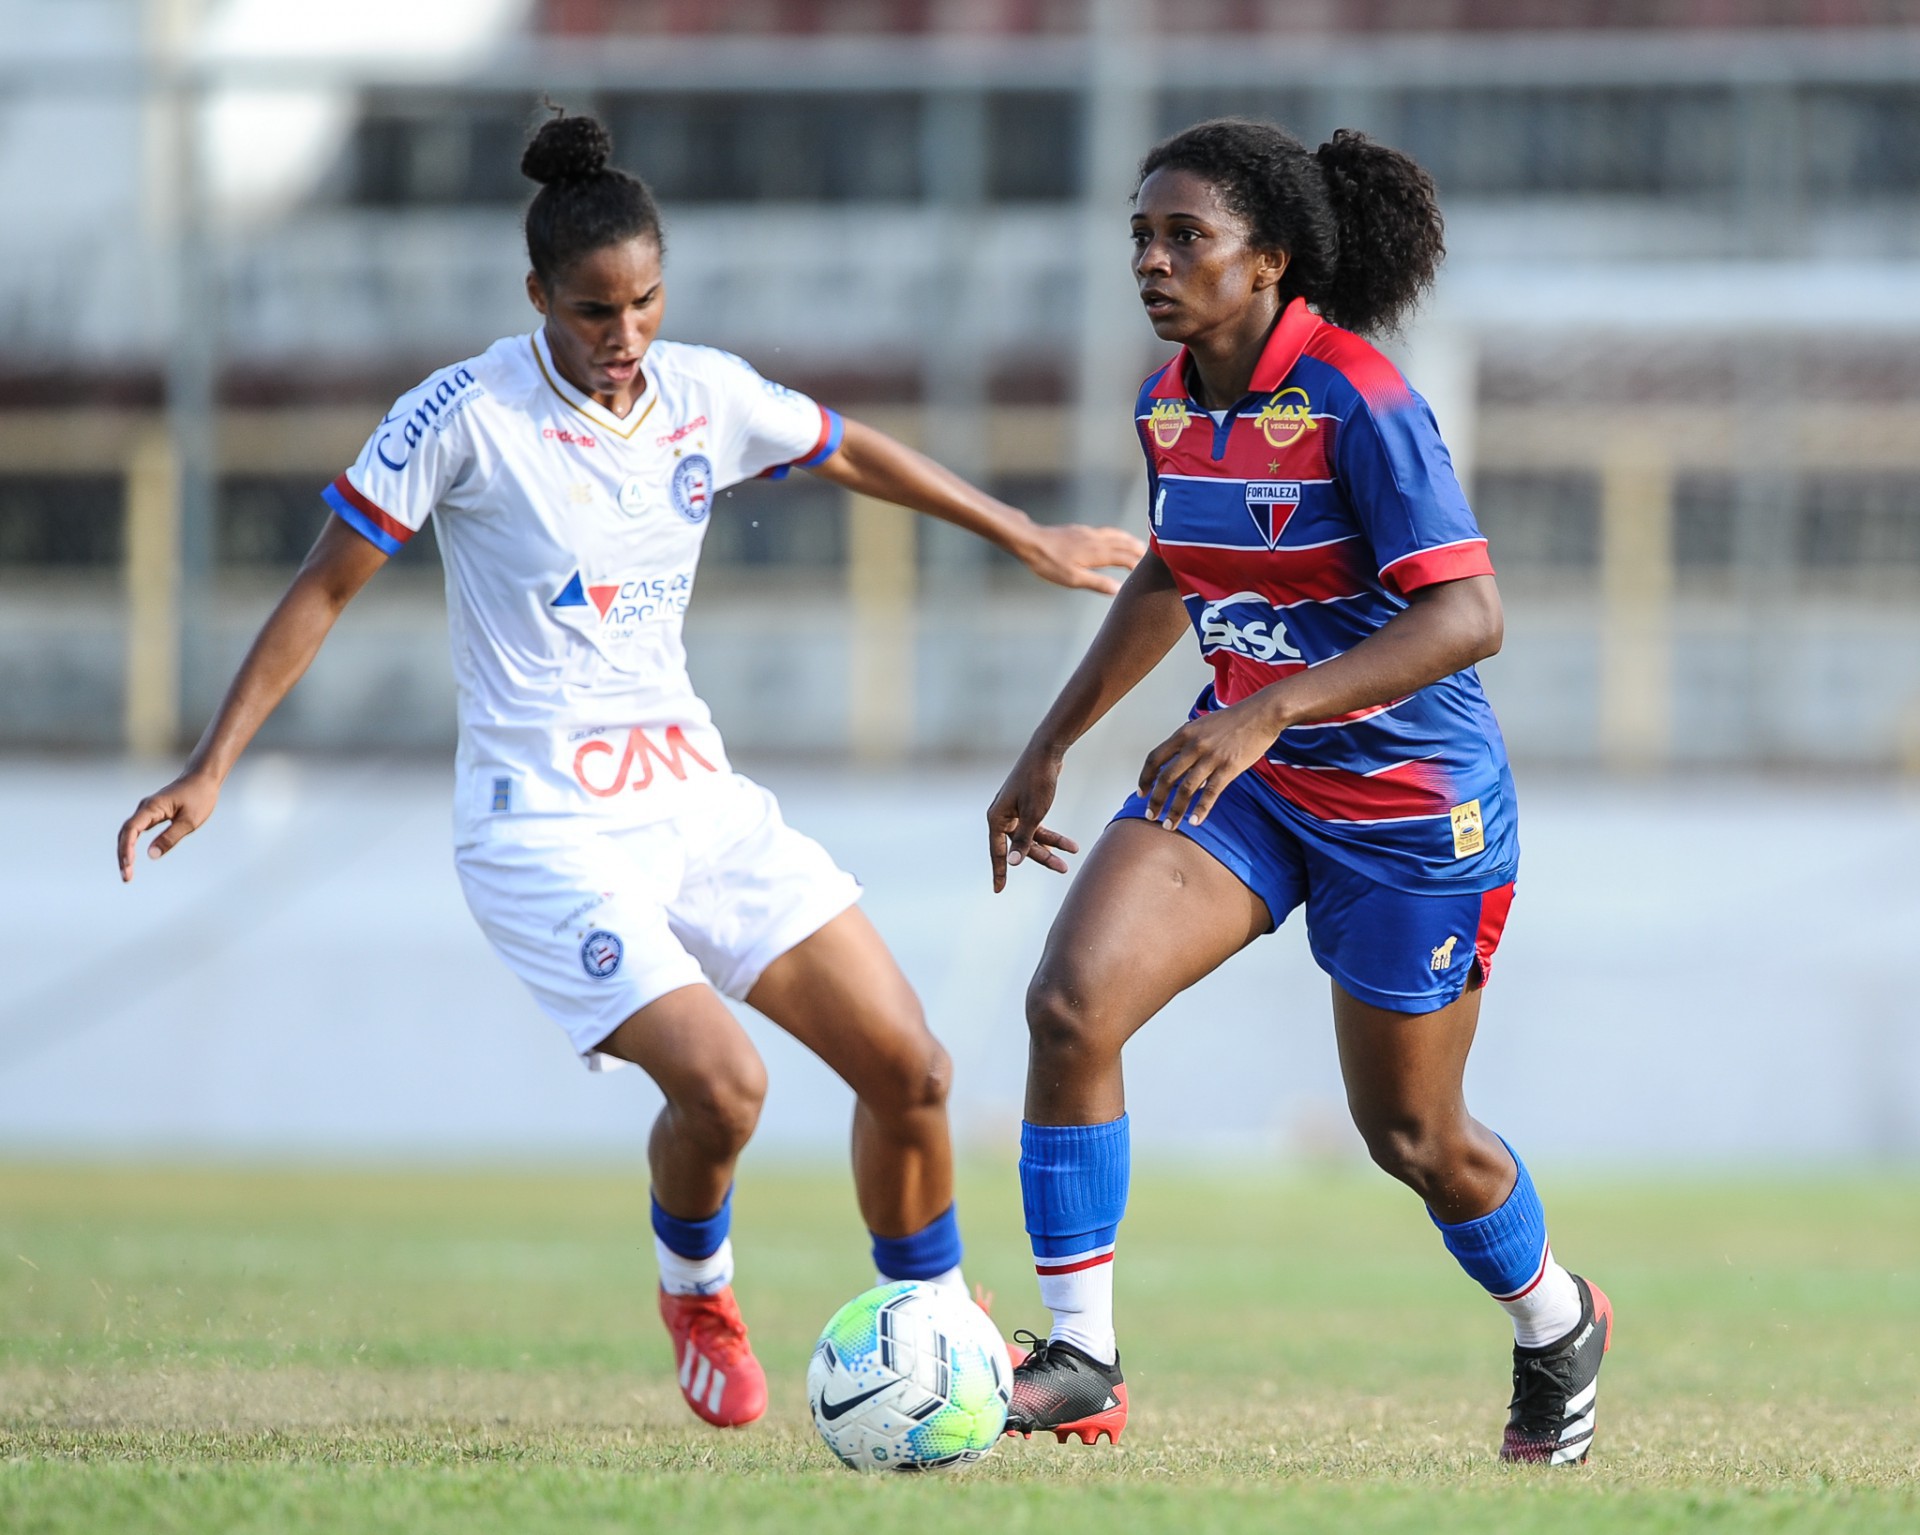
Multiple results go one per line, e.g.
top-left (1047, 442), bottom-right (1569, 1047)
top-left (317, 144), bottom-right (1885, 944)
top-left (807, 417), bottom-right (1144, 593)
top-left (987, 550), bottom-right (1190, 892)
top-left (116, 517), bottom-right (388, 882)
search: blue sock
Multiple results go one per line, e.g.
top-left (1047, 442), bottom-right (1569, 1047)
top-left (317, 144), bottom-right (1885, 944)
top-left (1020, 1116), bottom-right (1131, 1256)
top-left (652, 1187), bottom-right (731, 1260)
top-left (1431, 1139), bottom-right (1549, 1297)
top-left (1020, 1116), bottom-right (1130, 1362)
top-left (871, 1203), bottom-right (964, 1284)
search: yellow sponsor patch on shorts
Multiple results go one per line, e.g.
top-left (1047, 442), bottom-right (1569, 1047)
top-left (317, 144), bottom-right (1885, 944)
top-left (1450, 799), bottom-right (1485, 859)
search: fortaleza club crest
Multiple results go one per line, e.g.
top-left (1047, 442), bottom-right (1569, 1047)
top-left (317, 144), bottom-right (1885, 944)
top-left (1244, 481), bottom-right (1302, 549)
top-left (671, 454), bottom-right (714, 522)
top-left (1147, 399), bottom-right (1192, 448)
top-left (1254, 386), bottom-right (1317, 449)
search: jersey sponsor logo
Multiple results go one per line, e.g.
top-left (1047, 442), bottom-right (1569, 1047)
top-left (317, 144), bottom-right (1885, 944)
top-left (1430, 935), bottom-right (1459, 972)
top-left (1197, 591), bottom-right (1303, 665)
top-left (1244, 481), bottom-right (1302, 548)
top-left (1147, 399), bottom-right (1193, 448)
top-left (1253, 387), bottom-right (1317, 450)
top-left (672, 454), bottom-right (714, 522)
top-left (551, 569), bottom-right (693, 625)
top-left (580, 928), bottom-right (624, 979)
top-left (572, 724), bottom-right (719, 798)
top-left (1450, 799), bottom-right (1485, 858)
top-left (655, 415), bottom-right (708, 448)
top-left (542, 426), bottom-right (598, 448)
top-left (375, 366), bottom-right (482, 471)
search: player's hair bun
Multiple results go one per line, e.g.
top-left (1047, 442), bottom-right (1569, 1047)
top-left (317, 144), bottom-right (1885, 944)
top-left (520, 109), bottom-right (663, 284)
top-left (520, 113), bottom-right (613, 186)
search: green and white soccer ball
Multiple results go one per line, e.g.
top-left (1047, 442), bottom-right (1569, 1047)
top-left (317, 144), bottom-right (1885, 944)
top-left (807, 1281), bottom-right (1012, 1472)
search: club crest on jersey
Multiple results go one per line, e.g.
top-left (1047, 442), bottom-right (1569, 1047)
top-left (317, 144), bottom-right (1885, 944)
top-left (672, 454), bottom-right (714, 522)
top-left (580, 929), bottom-right (624, 979)
top-left (1147, 399), bottom-right (1193, 449)
top-left (1244, 481), bottom-right (1302, 548)
top-left (1197, 591), bottom-right (1303, 665)
top-left (1253, 387), bottom-right (1317, 450)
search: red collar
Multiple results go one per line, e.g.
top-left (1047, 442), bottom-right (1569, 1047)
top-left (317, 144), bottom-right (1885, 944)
top-left (1147, 296), bottom-right (1322, 402)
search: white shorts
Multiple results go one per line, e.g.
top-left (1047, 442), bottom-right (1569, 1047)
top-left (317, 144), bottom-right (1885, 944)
top-left (455, 773), bottom-right (862, 1060)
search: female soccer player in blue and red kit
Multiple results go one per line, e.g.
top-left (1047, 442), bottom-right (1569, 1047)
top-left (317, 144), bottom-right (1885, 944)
top-left (987, 120), bottom-right (1612, 1463)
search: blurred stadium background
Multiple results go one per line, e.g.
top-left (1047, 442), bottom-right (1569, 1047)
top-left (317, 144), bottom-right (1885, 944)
top-left (4, 0), bottom-right (1920, 1164)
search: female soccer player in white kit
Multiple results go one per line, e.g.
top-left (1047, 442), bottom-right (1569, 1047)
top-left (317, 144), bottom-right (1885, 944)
top-left (116, 112), bottom-right (1142, 1429)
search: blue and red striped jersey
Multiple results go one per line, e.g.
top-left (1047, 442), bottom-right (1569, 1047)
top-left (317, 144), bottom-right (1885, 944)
top-left (1138, 296), bottom-right (1517, 890)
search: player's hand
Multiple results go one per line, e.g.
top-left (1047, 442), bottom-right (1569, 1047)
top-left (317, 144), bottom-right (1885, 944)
top-left (1015, 523), bottom-right (1146, 596)
top-left (987, 746), bottom-right (1080, 893)
top-left (1140, 702), bottom-right (1281, 832)
top-left (117, 770), bottom-right (221, 882)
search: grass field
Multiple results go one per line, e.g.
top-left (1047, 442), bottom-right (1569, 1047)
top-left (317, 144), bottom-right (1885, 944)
top-left (2, 1162), bottom-right (1916, 1533)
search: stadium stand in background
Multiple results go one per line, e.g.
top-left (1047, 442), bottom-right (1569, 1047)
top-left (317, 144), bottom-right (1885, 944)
top-left (3, 0), bottom-right (1920, 770)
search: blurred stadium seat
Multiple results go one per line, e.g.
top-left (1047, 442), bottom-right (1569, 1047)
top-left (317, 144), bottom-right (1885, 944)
top-left (2, 0), bottom-right (1919, 768)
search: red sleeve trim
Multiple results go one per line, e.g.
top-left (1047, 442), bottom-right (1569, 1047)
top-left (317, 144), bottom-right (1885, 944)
top-left (330, 474), bottom-right (414, 545)
top-left (1379, 538), bottom-right (1493, 596)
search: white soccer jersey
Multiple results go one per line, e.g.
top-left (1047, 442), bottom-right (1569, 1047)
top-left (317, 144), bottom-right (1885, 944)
top-left (324, 331), bottom-right (842, 838)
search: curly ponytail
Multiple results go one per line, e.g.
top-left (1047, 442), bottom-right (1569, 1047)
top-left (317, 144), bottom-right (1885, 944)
top-left (521, 106), bottom-right (664, 287)
top-left (1136, 119), bottom-right (1445, 337)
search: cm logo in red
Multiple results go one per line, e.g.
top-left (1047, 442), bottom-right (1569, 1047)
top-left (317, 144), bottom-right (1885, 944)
top-left (573, 725), bottom-right (718, 798)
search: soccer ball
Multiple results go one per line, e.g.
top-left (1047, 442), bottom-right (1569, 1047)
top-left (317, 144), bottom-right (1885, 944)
top-left (807, 1281), bottom-right (1012, 1472)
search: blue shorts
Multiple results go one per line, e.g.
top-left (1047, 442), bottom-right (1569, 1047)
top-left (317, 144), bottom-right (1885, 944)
top-left (1113, 775), bottom-right (1516, 1016)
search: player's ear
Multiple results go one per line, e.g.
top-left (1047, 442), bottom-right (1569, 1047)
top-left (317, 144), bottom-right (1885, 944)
top-left (1253, 248), bottom-right (1289, 293)
top-left (525, 270), bottom-right (550, 315)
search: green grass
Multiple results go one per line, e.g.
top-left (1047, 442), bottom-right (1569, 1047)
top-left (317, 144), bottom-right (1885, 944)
top-left (2, 1162), bottom-right (1917, 1532)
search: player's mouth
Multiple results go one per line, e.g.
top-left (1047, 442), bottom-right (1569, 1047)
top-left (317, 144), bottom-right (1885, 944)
top-left (598, 357), bottom-right (641, 385)
top-left (1139, 288), bottom-right (1178, 319)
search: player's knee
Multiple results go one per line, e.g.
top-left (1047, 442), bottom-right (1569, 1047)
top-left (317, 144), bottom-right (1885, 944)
top-left (1356, 1115), bottom-right (1465, 1203)
top-left (862, 1030), bottom-right (951, 1118)
top-left (1024, 970), bottom-right (1109, 1067)
top-left (676, 1055), bottom-right (767, 1156)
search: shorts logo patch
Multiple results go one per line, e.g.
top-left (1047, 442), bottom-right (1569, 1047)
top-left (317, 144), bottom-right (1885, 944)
top-left (671, 454), bottom-right (714, 522)
top-left (580, 929), bottom-right (624, 979)
top-left (1450, 799), bottom-right (1485, 859)
top-left (1430, 935), bottom-right (1459, 972)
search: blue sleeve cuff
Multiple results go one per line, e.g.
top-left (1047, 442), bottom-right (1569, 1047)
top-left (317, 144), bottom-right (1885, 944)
top-left (323, 482), bottom-right (404, 556)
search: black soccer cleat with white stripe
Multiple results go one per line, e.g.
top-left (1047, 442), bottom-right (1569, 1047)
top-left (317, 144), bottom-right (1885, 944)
top-left (1500, 1273), bottom-right (1614, 1465)
top-left (1003, 1332), bottom-right (1128, 1445)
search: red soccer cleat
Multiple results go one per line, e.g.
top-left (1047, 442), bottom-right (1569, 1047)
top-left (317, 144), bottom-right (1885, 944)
top-left (1003, 1332), bottom-right (1128, 1445)
top-left (658, 1286), bottom-right (767, 1428)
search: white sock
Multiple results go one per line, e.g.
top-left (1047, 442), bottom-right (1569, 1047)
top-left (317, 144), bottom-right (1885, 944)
top-left (1500, 1248), bottom-right (1584, 1349)
top-left (1038, 1249), bottom-right (1116, 1365)
top-left (656, 1235), bottom-right (734, 1297)
top-left (878, 1263), bottom-right (967, 1296)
